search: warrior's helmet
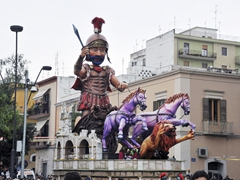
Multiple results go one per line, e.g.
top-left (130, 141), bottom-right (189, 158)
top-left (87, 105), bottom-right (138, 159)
top-left (86, 17), bottom-right (110, 62)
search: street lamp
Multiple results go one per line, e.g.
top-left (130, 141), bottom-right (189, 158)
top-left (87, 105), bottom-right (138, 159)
top-left (21, 66), bottom-right (52, 178)
top-left (10, 25), bottom-right (23, 179)
top-left (27, 66), bottom-right (52, 104)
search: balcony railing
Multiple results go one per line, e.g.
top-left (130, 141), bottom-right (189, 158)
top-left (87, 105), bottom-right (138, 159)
top-left (178, 48), bottom-right (217, 61)
top-left (202, 121), bottom-right (233, 134)
top-left (207, 66), bottom-right (239, 74)
top-left (27, 101), bottom-right (49, 116)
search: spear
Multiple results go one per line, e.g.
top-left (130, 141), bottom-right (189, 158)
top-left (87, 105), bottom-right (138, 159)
top-left (72, 24), bottom-right (84, 47)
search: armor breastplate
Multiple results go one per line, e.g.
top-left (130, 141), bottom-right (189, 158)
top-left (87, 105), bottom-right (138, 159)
top-left (82, 68), bottom-right (109, 95)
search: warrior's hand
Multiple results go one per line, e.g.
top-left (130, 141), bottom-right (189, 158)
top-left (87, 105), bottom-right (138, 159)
top-left (117, 82), bottom-right (128, 92)
top-left (80, 46), bottom-right (89, 58)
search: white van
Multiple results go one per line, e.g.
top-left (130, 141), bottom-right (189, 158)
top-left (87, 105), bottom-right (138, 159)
top-left (17, 169), bottom-right (36, 179)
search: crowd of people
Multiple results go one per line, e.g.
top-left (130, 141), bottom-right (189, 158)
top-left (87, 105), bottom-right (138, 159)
top-left (118, 147), bottom-right (139, 160)
top-left (158, 170), bottom-right (233, 180)
top-left (64, 172), bottom-right (91, 180)
top-left (0, 163), bottom-right (18, 180)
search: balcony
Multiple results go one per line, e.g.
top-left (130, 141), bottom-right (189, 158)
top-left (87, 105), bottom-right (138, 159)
top-left (202, 121), bottom-right (234, 135)
top-left (207, 66), bottom-right (239, 74)
top-left (178, 48), bottom-right (217, 61)
top-left (27, 101), bottom-right (50, 119)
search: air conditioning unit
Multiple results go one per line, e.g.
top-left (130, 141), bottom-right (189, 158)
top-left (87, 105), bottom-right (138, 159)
top-left (198, 148), bottom-right (208, 157)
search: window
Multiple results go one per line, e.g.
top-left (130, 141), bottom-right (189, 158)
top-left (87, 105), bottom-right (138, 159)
top-left (202, 63), bottom-right (208, 69)
top-left (41, 123), bottom-right (49, 137)
top-left (203, 98), bottom-right (226, 122)
top-left (222, 47), bottom-right (227, 56)
top-left (222, 65), bottom-right (227, 70)
top-left (43, 93), bottom-right (50, 113)
top-left (143, 59), bottom-right (146, 66)
top-left (132, 61), bottom-right (137, 67)
top-left (202, 45), bottom-right (208, 57)
top-left (184, 43), bottom-right (189, 55)
top-left (30, 154), bottom-right (36, 162)
top-left (184, 61), bottom-right (189, 66)
top-left (153, 99), bottom-right (166, 111)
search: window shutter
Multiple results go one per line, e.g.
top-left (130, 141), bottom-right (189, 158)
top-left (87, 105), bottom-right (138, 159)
top-left (220, 99), bottom-right (226, 122)
top-left (153, 101), bottom-right (158, 111)
top-left (203, 98), bottom-right (209, 121)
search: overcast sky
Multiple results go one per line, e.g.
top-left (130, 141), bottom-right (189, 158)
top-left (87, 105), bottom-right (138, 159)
top-left (1, 0), bottom-right (240, 82)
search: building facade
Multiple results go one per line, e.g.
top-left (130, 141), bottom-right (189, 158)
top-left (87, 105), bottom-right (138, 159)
top-left (124, 27), bottom-right (240, 82)
top-left (109, 67), bottom-right (240, 179)
top-left (28, 76), bottom-right (79, 177)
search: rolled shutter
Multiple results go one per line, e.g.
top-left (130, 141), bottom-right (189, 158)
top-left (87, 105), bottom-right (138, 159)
top-left (220, 99), bottom-right (226, 122)
top-left (153, 101), bottom-right (158, 111)
top-left (203, 98), bottom-right (209, 121)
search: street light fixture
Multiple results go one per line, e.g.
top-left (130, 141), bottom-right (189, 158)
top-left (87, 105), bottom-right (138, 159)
top-left (27, 66), bottom-right (52, 104)
top-left (21, 66), bottom-right (52, 178)
top-left (10, 25), bottom-right (23, 179)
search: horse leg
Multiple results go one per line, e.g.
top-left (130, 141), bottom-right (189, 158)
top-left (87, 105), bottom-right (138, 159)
top-left (130, 123), bottom-right (142, 148)
top-left (138, 115), bottom-right (148, 131)
top-left (170, 119), bottom-right (196, 130)
top-left (179, 119), bottom-right (196, 130)
top-left (102, 118), bottom-right (112, 152)
top-left (120, 138), bottom-right (134, 149)
top-left (186, 120), bottom-right (196, 130)
top-left (118, 117), bottom-right (126, 139)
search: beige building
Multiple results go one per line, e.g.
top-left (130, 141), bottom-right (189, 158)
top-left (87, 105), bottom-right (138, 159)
top-left (27, 76), bottom-right (79, 177)
top-left (108, 66), bottom-right (240, 179)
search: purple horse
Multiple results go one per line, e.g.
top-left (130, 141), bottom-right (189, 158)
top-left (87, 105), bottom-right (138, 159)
top-left (131, 93), bottom-right (196, 148)
top-left (102, 88), bottom-right (147, 152)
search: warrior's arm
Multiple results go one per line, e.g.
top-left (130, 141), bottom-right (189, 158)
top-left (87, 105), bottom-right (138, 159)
top-left (74, 47), bottom-right (88, 78)
top-left (110, 74), bottom-right (128, 92)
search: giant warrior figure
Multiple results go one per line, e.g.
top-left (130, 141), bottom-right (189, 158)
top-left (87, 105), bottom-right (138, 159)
top-left (72, 17), bottom-right (128, 138)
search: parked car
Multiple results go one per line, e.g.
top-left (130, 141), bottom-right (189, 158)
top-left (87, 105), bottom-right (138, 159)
top-left (17, 169), bottom-right (36, 179)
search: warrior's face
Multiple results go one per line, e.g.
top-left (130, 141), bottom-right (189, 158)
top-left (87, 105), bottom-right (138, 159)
top-left (89, 47), bottom-right (106, 66)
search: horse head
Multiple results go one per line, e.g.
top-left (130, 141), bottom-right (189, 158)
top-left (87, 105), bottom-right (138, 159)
top-left (135, 88), bottom-right (147, 111)
top-left (181, 95), bottom-right (190, 115)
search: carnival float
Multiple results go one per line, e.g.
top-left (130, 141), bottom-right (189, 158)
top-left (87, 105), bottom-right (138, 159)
top-left (53, 17), bottom-right (196, 180)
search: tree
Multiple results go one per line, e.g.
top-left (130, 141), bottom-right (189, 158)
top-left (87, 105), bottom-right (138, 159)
top-left (0, 54), bottom-right (35, 167)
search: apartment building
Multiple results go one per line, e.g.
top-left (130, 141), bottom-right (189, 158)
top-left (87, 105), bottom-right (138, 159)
top-left (122, 27), bottom-right (240, 83)
top-left (27, 76), bottom-right (78, 177)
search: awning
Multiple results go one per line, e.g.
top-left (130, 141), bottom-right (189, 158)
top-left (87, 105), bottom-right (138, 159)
top-left (35, 119), bottom-right (49, 131)
top-left (32, 88), bottom-right (50, 100)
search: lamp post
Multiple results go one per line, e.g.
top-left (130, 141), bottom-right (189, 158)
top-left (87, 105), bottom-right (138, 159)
top-left (21, 66), bottom-right (52, 178)
top-left (20, 70), bottom-right (29, 179)
top-left (27, 66), bottom-right (52, 104)
top-left (10, 25), bottom-right (23, 179)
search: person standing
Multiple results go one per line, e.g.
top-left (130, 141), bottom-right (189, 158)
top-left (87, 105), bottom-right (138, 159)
top-left (64, 172), bottom-right (82, 180)
top-left (118, 148), bottom-right (124, 159)
top-left (191, 170), bottom-right (209, 180)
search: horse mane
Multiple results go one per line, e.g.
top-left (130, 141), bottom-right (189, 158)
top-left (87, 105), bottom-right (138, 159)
top-left (118, 88), bottom-right (146, 109)
top-left (158, 93), bottom-right (189, 109)
top-left (150, 122), bottom-right (176, 151)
